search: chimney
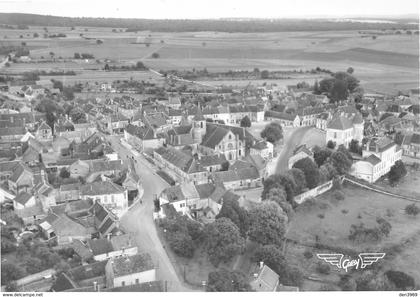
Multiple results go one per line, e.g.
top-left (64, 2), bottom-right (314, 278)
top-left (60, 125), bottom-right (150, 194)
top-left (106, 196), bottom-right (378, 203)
top-left (375, 143), bottom-right (379, 153)
top-left (10, 116), bottom-right (13, 123)
top-left (107, 233), bottom-right (111, 241)
top-left (93, 281), bottom-right (97, 291)
top-left (259, 261), bottom-right (264, 269)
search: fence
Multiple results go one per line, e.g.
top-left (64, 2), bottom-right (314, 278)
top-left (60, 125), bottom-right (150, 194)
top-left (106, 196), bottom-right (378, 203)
top-left (294, 180), bottom-right (333, 204)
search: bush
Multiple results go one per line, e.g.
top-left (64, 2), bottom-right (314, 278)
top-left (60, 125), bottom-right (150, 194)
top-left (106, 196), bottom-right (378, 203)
top-left (303, 250), bottom-right (313, 259)
top-left (318, 214), bottom-right (325, 219)
top-left (385, 270), bottom-right (415, 290)
top-left (327, 140), bottom-right (336, 149)
top-left (405, 203), bottom-right (420, 216)
top-left (341, 209), bottom-right (348, 214)
top-left (316, 261), bottom-right (331, 274)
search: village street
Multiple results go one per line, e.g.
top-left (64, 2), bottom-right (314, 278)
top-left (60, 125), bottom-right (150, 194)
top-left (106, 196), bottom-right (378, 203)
top-left (105, 135), bottom-right (196, 292)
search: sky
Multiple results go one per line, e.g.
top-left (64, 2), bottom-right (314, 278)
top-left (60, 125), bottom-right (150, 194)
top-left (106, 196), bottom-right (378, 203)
top-left (0, 0), bottom-right (418, 19)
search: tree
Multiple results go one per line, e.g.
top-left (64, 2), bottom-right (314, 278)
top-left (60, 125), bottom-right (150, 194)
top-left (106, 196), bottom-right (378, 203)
top-left (221, 161), bottom-right (229, 171)
top-left (96, 39), bottom-right (103, 44)
top-left (339, 275), bottom-right (357, 291)
top-left (385, 270), bottom-right (415, 290)
top-left (167, 231), bottom-right (194, 258)
top-left (151, 52), bottom-right (160, 59)
top-left (313, 80), bottom-right (320, 94)
top-left (33, 32), bottom-right (39, 38)
top-left (240, 116), bottom-right (251, 128)
top-left (333, 71), bottom-right (360, 92)
top-left (349, 139), bottom-right (362, 155)
top-left (288, 168), bottom-right (307, 193)
top-left (204, 218), bottom-right (245, 266)
top-left (248, 201), bottom-right (288, 246)
top-left (292, 157), bottom-right (320, 189)
top-left (313, 146), bottom-right (332, 167)
top-left (262, 174), bottom-right (296, 203)
top-left (355, 271), bottom-right (395, 291)
top-left (25, 258), bottom-right (43, 274)
top-left (388, 160), bottom-right (407, 186)
top-left (74, 53), bottom-right (81, 59)
top-left (252, 245), bottom-right (287, 277)
top-left (261, 70), bottom-right (269, 79)
top-left (329, 151), bottom-right (352, 175)
top-left (347, 67), bottom-right (354, 74)
top-left (330, 79), bottom-right (349, 103)
top-left (62, 87), bottom-right (75, 101)
top-left (207, 268), bottom-right (252, 292)
top-left (59, 167), bottom-right (70, 179)
top-left (405, 203), bottom-right (420, 216)
top-left (1, 263), bottom-right (25, 285)
top-left (327, 140), bottom-right (336, 149)
top-left (216, 196), bottom-right (249, 237)
top-left (261, 122), bottom-right (283, 143)
top-left (69, 108), bottom-right (86, 124)
top-left (264, 187), bottom-right (293, 219)
top-left (282, 266), bottom-right (304, 287)
top-left (52, 79), bottom-right (64, 91)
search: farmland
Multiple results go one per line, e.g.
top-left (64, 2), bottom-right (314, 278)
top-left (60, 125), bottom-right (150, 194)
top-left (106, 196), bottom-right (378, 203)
top-left (1, 26), bottom-right (418, 94)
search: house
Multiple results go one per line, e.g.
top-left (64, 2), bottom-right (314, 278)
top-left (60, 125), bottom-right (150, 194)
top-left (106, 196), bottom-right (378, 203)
top-left (35, 121), bottom-right (53, 142)
top-left (199, 154), bottom-right (227, 173)
top-left (167, 96), bottom-right (182, 109)
top-left (7, 163), bottom-right (34, 194)
top-left (58, 183), bottom-right (81, 203)
top-left (264, 111), bottom-right (300, 127)
top-left (250, 263), bottom-right (280, 292)
top-left (326, 113), bottom-right (364, 148)
top-left (80, 181), bottom-right (128, 218)
top-left (350, 137), bottom-right (403, 183)
top-left (0, 126), bottom-right (27, 143)
top-left (165, 124), bottom-right (195, 150)
top-left (288, 144), bottom-right (314, 169)
top-left (90, 201), bottom-right (120, 238)
top-left (105, 253), bottom-right (156, 288)
top-left (39, 212), bottom-right (93, 245)
top-left (158, 182), bottom-right (228, 217)
top-left (51, 260), bottom-right (108, 292)
top-left (211, 166), bottom-right (261, 190)
top-left (401, 133), bottom-right (420, 159)
top-left (153, 146), bottom-right (209, 185)
top-left (13, 191), bottom-right (36, 209)
top-left (124, 124), bottom-right (164, 151)
top-left (250, 140), bottom-right (273, 160)
top-left (86, 234), bottom-right (138, 261)
top-left (316, 112), bottom-right (331, 131)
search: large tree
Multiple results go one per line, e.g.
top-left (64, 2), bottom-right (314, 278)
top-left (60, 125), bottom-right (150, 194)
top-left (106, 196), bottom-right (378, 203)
top-left (207, 268), bottom-right (252, 292)
top-left (313, 146), bottom-right (332, 167)
top-left (330, 79), bottom-right (349, 103)
top-left (264, 187), bottom-right (293, 219)
top-left (204, 218), bottom-right (245, 266)
top-left (388, 160), bottom-right (407, 186)
top-left (248, 201), bottom-right (288, 246)
top-left (329, 151), bottom-right (352, 175)
top-left (288, 168), bottom-right (307, 194)
top-left (1, 263), bottom-right (25, 285)
top-left (261, 122), bottom-right (283, 144)
top-left (216, 195), bottom-right (249, 237)
top-left (292, 157), bottom-right (320, 189)
top-left (252, 244), bottom-right (287, 277)
top-left (240, 115), bottom-right (251, 128)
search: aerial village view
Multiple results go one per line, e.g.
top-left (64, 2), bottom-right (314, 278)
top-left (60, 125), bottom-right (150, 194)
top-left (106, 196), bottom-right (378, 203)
top-left (0, 0), bottom-right (419, 294)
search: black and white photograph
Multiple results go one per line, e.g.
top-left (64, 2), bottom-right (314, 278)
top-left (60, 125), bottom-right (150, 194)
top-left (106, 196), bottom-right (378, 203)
top-left (0, 0), bottom-right (419, 295)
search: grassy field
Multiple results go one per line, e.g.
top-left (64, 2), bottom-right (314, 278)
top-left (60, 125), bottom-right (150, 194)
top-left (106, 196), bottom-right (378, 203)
top-left (1, 27), bottom-right (418, 94)
top-left (285, 183), bottom-right (420, 288)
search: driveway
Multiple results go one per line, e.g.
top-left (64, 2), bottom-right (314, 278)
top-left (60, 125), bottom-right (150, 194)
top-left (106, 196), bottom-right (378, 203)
top-left (105, 135), bottom-right (196, 291)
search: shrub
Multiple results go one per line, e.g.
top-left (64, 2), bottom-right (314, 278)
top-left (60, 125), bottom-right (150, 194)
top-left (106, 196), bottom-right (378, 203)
top-left (316, 261), bottom-right (331, 274)
top-left (341, 209), bottom-right (348, 214)
top-left (318, 214), bottom-right (325, 219)
top-left (303, 250), bottom-right (313, 259)
top-left (385, 270), bottom-right (415, 290)
top-left (405, 203), bottom-right (420, 216)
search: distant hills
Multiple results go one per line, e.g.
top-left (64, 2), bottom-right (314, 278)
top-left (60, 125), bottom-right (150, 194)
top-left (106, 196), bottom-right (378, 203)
top-left (0, 13), bottom-right (417, 32)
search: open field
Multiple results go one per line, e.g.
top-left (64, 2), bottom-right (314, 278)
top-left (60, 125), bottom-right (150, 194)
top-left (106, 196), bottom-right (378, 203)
top-left (287, 184), bottom-right (420, 250)
top-left (1, 27), bottom-right (418, 94)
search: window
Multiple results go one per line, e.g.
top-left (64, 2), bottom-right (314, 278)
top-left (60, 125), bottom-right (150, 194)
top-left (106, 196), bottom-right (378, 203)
top-left (135, 279), bottom-right (139, 284)
top-left (229, 134), bottom-right (232, 140)
top-left (201, 122), bottom-right (203, 128)
top-left (122, 281), bottom-right (125, 287)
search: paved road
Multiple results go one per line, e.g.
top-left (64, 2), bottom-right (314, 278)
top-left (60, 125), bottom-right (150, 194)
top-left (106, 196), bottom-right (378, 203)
top-left (105, 135), bottom-right (196, 292)
top-left (275, 126), bottom-right (313, 174)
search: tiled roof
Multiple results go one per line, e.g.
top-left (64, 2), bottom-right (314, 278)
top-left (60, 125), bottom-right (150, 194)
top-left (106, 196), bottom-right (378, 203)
top-left (365, 154), bottom-right (381, 166)
top-left (293, 144), bottom-right (313, 157)
top-left (327, 115), bottom-right (353, 130)
top-left (213, 167), bottom-right (260, 182)
top-left (252, 265), bottom-right (279, 292)
top-left (111, 253), bottom-right (154, 277)
top-left (80, 181), bottom-right (125, 196)
top-left (125, 124), bottom-right (155, 140)
top-left (199, 154), bottom-right (227, 167)
top-left (87, 238), bottom-right (114, 256)
top-left (265, 110), bottom-right (297, 121)
top-left (14, 192), bottom-right (33, 205)
top-left (0, 126), bottom-right (26, 136)
top-left (154, 146), bottom-right (205, 174)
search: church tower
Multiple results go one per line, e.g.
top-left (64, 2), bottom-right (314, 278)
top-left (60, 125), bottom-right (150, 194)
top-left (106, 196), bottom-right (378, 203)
top-left (192, 103), bottom-right (206, 144)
